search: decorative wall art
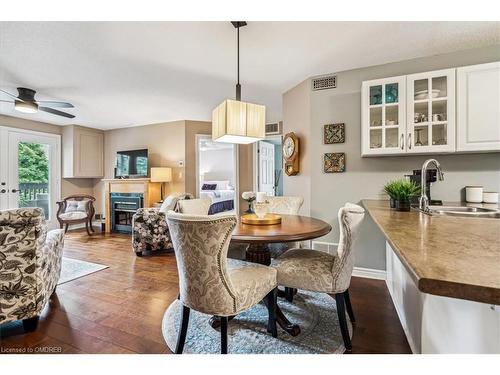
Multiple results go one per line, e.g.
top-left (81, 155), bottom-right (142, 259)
top-left (324, 123), bottom-right (345, 144)
top-left (323, 152), bottom-right (345, 173)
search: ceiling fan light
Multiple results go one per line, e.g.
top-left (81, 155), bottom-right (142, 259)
top-left (15, 100), bottom-right (38, 114)
top-left (212, 99), bottom-right (265, 145)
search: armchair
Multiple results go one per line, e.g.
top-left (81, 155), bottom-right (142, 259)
top-left (56, 194), bottom-right (96, 235)
top-left (0, 208), bottom-right (64, 332)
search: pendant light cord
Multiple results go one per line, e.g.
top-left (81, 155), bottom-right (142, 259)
top-left (236, 25), bottom-right (241, 101)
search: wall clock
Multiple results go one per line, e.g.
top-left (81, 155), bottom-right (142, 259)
top-left (283, 132), bottom-right (300, 176)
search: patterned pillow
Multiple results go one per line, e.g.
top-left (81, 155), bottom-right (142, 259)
top-left (65, 199), bottom-right (89, 213)
top-left (201, 183), bottom-right (217, 191)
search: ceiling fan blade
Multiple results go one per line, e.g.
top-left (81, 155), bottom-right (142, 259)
top-left (36, 100), bottom-right (74, 108)
top-left (39, 106), bottom-right (75, 119)
top-left (0, 88), bottom-right (23, 102)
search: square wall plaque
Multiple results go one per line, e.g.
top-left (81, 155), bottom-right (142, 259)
top-left (324, 123), bottom-right (345, 144)
top-left (324, 153), bottom-right (345, 173)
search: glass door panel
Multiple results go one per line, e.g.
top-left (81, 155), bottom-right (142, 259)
top-left (432, 76), bottom-right (448, 98)
top-left (385, 83), bottom-right (399, 104)
top-left (414, 126), bottom-right (429, 147)
top-left (432, 100), bottom-right (447, 122)
top-left (370, 85), bottom-right (383, 105)
top-left (370, 107), bottom-right (382, 127)
top-left (414, 79), bottom-right (429, 100)
top-left (432, 124), bottom-right (447, 146)
top-left (385, 105), bottom-right (399, 125)
top-left (369, 129), bottom-right (382, 149)
top-left (385, 128), bottom-right (399, 148)
top-left (17, 142), bottom-right (51, 219)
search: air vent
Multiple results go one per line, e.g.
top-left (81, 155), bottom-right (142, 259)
top-left (312, 75), bottom-right (337, 91)
top-left (265, 122), bottom-right (282, 135)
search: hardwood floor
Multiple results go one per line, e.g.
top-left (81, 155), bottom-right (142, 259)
top-left (0, 230), bottom-right (411, 354)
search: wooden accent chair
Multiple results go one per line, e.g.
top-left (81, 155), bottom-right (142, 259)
top-left (56, 194), bottom-right (96, 235)
top-left (166, 212), bottom-right (278, 354)
top-left (272, 203), bottom-right (365, 351)
top-left (0, 208), bottom-right (64, 332)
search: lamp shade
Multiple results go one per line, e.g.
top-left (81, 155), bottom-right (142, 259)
top-left (150, 167), bottom-right (172, 182)
top-left (212, 99), bottom-right (265, 144)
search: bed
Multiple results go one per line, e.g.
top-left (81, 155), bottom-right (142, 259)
top-left (199, 180), bottom-right (235, 214)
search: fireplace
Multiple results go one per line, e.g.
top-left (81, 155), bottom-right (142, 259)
top-left (110, 192), bottom-right (143, 233)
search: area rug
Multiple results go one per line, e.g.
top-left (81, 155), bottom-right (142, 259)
top-left (57, 257), bottom-right (108, 285)
top-left (162, 290), bottom-right (352, 354)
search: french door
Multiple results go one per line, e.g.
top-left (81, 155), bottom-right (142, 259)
top-left (0, 126), bottom-right (61, 228)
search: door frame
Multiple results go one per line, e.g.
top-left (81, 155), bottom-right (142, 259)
top-left (195, 134), bottom-right (239, 214)
top-left (0, 126), bottom-right (61, 228)
top-left (253, 134), bottom-right (283, 193)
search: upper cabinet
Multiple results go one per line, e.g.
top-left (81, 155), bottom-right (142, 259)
top-left (456, 62), bottom-right (500, 152)
top-left (362, 63), bottom-right (499, 156)
top-left (406, 69), bottom-right (455, 154)
top-left (63, 125), bottom-right (104, 178)
top-left (362, 76), bottom-right (406, 155)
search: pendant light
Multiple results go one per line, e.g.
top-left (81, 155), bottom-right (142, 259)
top-left (212, 21), bottom-right (266, 144)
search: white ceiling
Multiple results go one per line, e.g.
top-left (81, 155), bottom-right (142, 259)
top-left (0, 22), bottom-right (498, 130)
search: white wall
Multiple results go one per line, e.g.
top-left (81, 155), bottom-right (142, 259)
top-left (199, 146), bottom-right (235, 187)
top-left (282, 44), bottom-right (500, 271)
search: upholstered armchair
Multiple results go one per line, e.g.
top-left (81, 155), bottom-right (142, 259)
top-left (0, 208), bottom-right (64, 332)
top-left (132, 193), bottom-right (193, 256)
top-left (166, 212), bottom-right (278, 354)
top-left (56, 194), bottom-right (96, 235)
top-left (272, 203), bottom-right (365, 351)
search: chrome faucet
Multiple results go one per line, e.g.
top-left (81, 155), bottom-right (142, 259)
top-left (419, 159), bottom-right (444, 212)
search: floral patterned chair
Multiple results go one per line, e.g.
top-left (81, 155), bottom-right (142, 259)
top-left (132, 193), bottom-right (193, 256)
top-left (272, 203), bottom-right (365, 351)
top-left (0, 208), bottom-right (64, 332)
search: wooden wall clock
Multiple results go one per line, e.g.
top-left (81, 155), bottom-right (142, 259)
top-left (283, 132), bottom-right (300, 176)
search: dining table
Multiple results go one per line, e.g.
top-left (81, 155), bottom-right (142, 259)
top-left (217, 214), bottom-right (332, 337)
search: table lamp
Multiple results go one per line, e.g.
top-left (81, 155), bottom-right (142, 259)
top-left (150, 167), bottom-right (172, 202)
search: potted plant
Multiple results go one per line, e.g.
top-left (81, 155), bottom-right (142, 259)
top-left (383, 179), bottom-right (420, 211)
top-left (241, 191), bottom-right (256, 214)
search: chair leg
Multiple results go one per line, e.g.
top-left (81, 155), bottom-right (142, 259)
top-left (285, 287), bottom-right (294, 303)
top-left (175, 305), bottom-right (190, 354)
top-left (89, 217), bottom-right (95, 232)
top-left (64, 223), bottom-right (69, 233)
top-left (265, 288), bottom-right (278, 338)
top-left (344, 289), bottom-right (355, 323)
top-left (335, 293), bottom-right (352, 351)
top-left (22, 316), bottom-right (40, 333)
top-left (85, 221), bottom-right (92, 236)
top-left (220, 316), bottom-right (228, 354)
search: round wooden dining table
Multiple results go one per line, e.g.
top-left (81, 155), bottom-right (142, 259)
top-left (232, 214), bottom-right (332, 336)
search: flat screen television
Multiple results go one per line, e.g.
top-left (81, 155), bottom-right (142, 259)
top-left (114, 149), bottom-right (149, 178)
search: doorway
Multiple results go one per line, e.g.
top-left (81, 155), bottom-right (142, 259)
top-left (0, 126), bottom-right (61, 228)
top-left (195, 134), bottom-right (239, 215)
top-left (255, 136), bottom-right (283, 197)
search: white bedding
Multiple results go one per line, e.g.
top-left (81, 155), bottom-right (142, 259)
top-left (199, 189), bottom-right (235, 204)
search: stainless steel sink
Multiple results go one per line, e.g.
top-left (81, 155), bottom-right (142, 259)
top-left (426, 205), bottom-right (500, 218)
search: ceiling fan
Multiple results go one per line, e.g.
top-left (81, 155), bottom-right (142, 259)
top-left (0, 87), bottom-right (75, 119)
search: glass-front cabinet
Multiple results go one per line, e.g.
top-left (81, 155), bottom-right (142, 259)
top-left (361, 68), bottom-right (456, 156)
top-left (406, 68), bottom-right (455, 153)
top-left (362, 76), bottom-right (406, 155)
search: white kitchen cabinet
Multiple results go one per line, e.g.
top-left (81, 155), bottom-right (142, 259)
top-left (457, 62), bottom-right (500, 152)
top-left (406, 68), bottom-right (456, 153)
top-left (361, 76), bottom-right (406, 156)
top-left (62, 125), bottom-right (104, 178)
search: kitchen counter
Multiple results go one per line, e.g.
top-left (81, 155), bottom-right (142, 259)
top-left (362, 199), bottom-right (500, 305)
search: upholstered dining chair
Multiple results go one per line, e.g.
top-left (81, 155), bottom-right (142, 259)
top-left (166, 212), bottom-right (278, 354)
top-left (272, 203), bottom-right (365, 351)
top-left (56, 194), bottom-right (96, 235)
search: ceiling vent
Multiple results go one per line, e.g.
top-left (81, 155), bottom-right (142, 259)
top-left (265, 121), bottom-right (282, 135)
top-left (312, 75), bottom-right (337, 91)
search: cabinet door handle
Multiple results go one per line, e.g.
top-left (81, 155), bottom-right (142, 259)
top-left (400, 134), bottom-right (404, 150)
top-left (408, 134), bottom-right (412, 150)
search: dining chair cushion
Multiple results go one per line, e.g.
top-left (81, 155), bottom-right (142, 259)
top-left (177, 198), bottom-right (211, 215)
top-left (272, 249), bottom-right (336, 293)
top-left (58, 211), bottom-right (88, 221)
top-left (227, 259), bottom-right (277, 314)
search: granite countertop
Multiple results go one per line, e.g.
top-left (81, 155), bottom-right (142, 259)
top-left (362, 199), bottom-right (500, 305)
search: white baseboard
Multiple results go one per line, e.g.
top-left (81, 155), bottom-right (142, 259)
top-left (352, 266), bottom-right (386, 280)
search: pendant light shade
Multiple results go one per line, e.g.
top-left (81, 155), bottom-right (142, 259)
top-left (212, 22), bottom-right (266, 145)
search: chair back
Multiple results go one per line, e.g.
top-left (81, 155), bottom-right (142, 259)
top-left (331, 203), bottom-right (365, 291)
top-left (266, 196), bottom-right (303, 215)
top-left (177, 198), bottom-right (211, 215)
top-left (58, 194), bottom-right (95, 216)
top-left (166, 212), bottom-right (238, 315)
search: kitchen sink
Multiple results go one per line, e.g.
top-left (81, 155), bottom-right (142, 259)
top-left (425, 205), bottom-right (500, 218)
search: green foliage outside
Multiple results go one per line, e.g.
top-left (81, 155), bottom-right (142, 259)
top-left (18, 142), bottom-right (49, 184)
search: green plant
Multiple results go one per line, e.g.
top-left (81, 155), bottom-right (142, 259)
top-left (383, 179), bottom-right (420, 201)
